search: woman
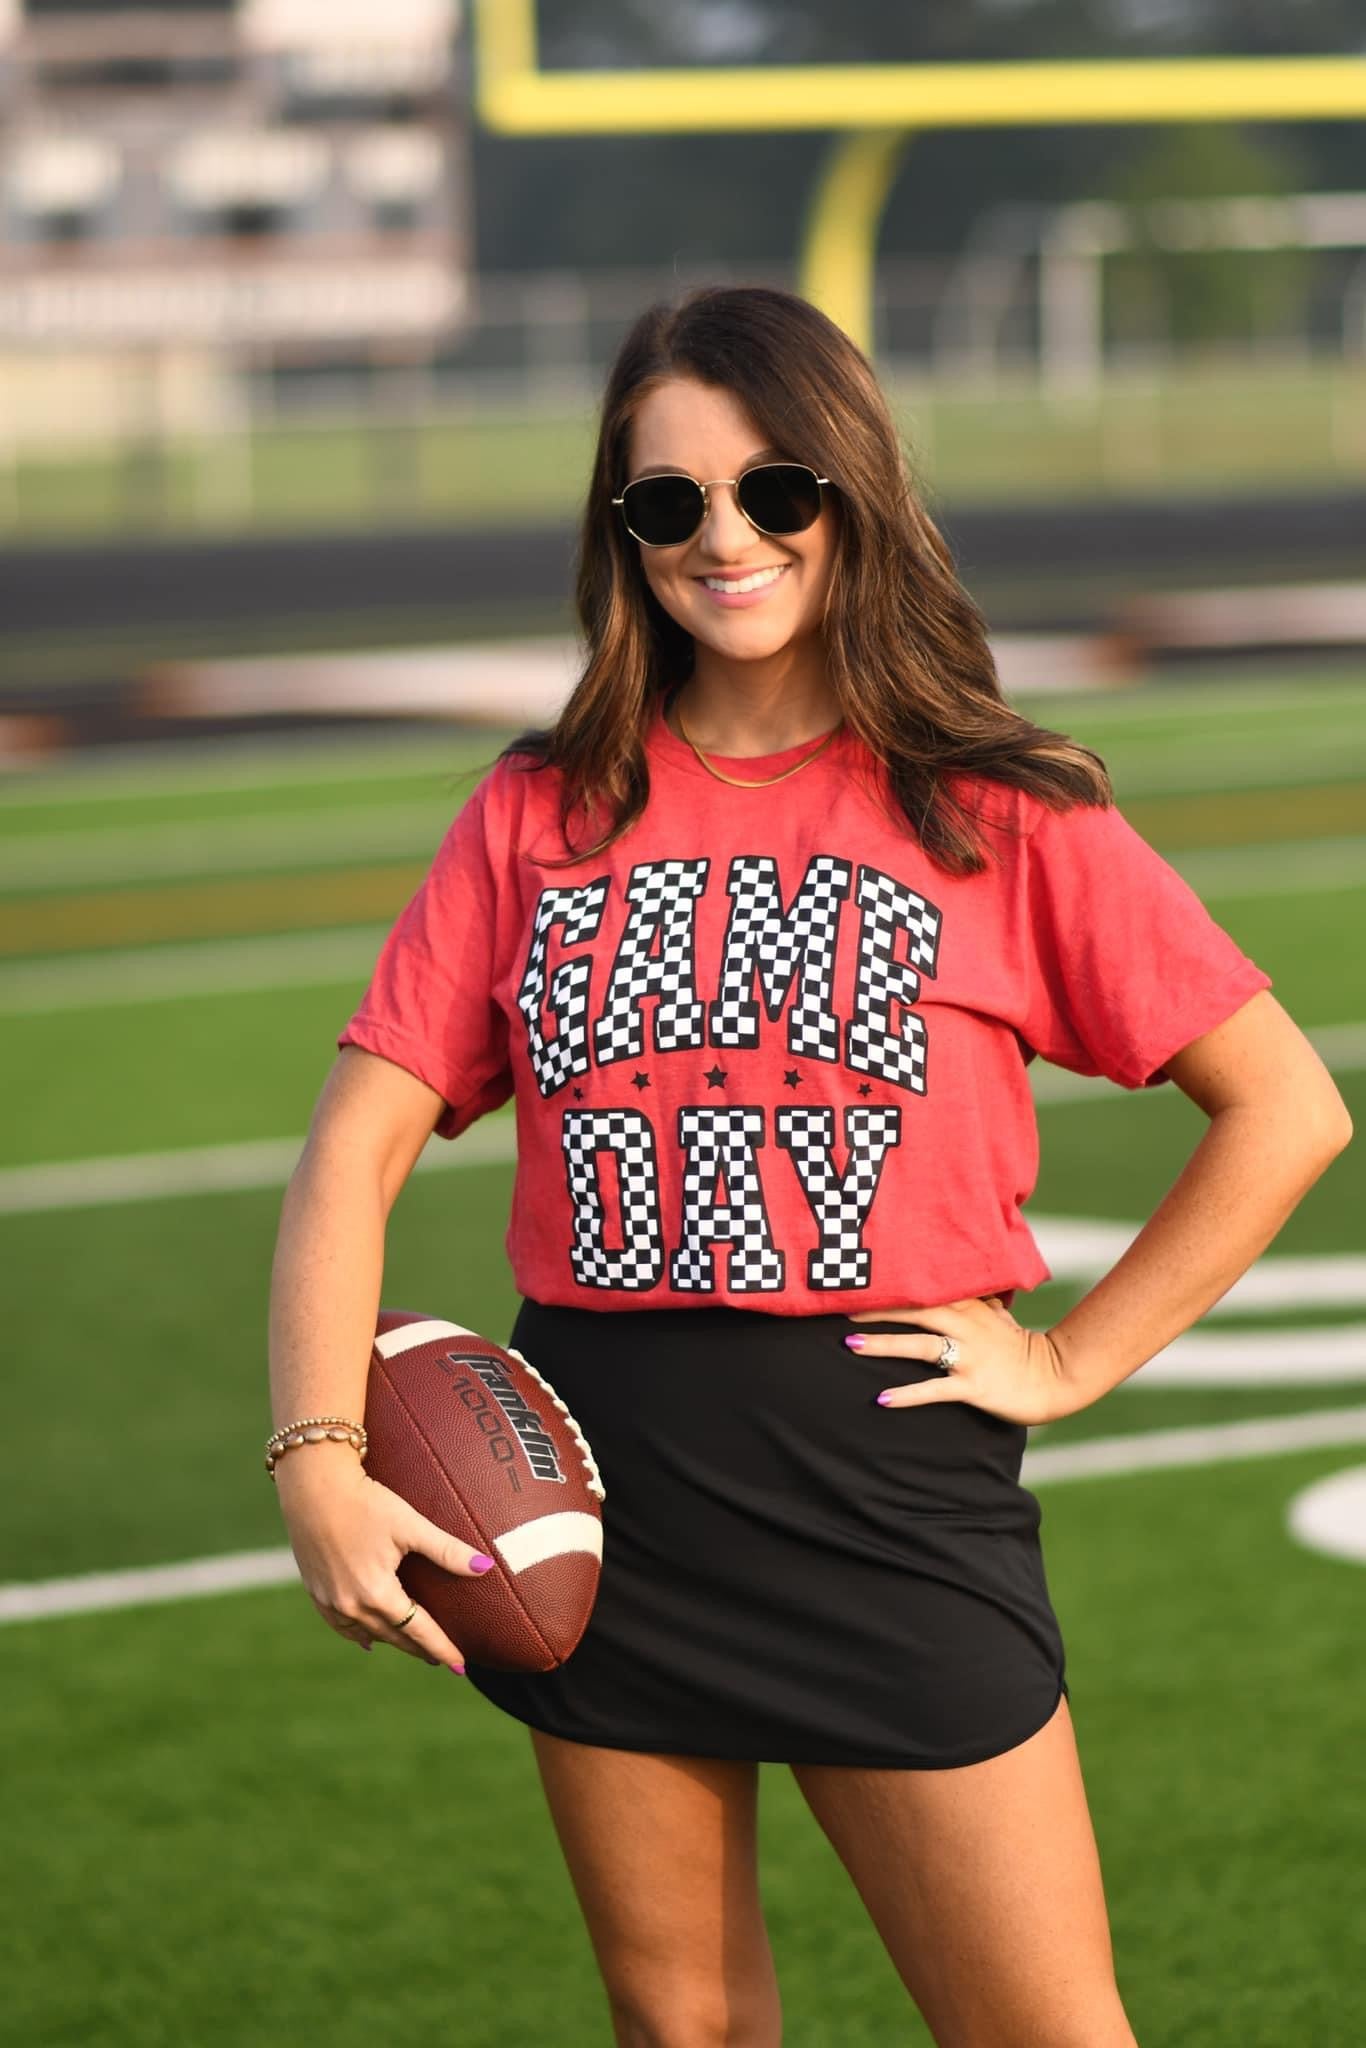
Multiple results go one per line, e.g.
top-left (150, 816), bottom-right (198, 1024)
top-left (268, 286), bottom-right (1351, 2047)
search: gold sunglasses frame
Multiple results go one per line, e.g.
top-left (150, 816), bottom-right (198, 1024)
top-left (611, 462), bottom-right (831, 548)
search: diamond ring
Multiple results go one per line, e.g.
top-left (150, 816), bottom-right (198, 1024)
top-left (937, 1336), bottom-right (960, 1372)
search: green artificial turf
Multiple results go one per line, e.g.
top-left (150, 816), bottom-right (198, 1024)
top-left (4, 1446), bottom-right (1363, 2045)
top-left (4, 664), bottom-right (1365, 2043)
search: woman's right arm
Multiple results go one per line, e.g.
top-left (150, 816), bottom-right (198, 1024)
top-left (268, 1044), bottom-right (494, 1673)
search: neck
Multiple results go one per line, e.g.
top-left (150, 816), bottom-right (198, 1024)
top-left (668, 643), bottom-right (840, 757)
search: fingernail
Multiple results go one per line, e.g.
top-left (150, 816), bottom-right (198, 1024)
top-left (361, 1642), bottom-right (373, 1652)
top-left (448, 1663), bottom-right (466, 1676)
top-left (876, 1392), bottom-right (894, 1405)
top-left (468, 1554), bottom-right (495, 1573)
top-left (844, 1334), bottom-right (865, 1350)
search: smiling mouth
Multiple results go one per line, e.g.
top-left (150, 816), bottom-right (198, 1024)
top-left (697, 565), bottom-right (789, 595)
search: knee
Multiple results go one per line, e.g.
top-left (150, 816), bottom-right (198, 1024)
top-left (950, 1996), bottom-right (1136, 2048)
top-left (1045, 2012), bottom-right (1138, 2048)
top-left (1034, 1986), bottom-right (1138, 2048)
top-left (608, 1979), bottom-right (782, 2048)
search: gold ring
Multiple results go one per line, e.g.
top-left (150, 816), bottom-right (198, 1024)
top-left (392, 1601), bottom-right (419, 1631)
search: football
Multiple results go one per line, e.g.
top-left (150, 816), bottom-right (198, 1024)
top-left (363, 1309), bottom-right (606, 1672)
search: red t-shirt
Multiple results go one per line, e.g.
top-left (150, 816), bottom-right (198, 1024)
top-left (339, 699), bottom-right (1270, 1315)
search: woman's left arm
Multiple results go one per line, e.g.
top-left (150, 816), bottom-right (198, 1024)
top-left (851, 991), bottom-right (1354, 1423)
top-left (1043, 988), bottom-right (1352, 1411)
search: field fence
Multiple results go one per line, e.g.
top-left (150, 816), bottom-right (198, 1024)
top-left (4, 254), bottom-right (1366, 536)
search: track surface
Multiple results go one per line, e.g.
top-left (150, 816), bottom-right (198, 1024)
top-left (6, 490), bottom-right (1366, 644)
top-left (5, 492), bottom-right (1364, 747)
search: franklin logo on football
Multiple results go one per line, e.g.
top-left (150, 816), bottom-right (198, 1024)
top-left (437, 1350), bottom-right (566, 1490)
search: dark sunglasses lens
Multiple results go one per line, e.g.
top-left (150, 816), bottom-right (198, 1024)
top-left (737, 464), bottom-right (823, 534)
top-left (621, 475), bottom-right (706, 544)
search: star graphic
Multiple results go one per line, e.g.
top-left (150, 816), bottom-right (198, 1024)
top-left (857, 1082), bottom-right (873, 1097)
top-left (572, 1086), bottom-right (584, 1100)
top-left (783, 1069), bottom-right (802, 1088)
top-left (704, 1064), bottom-right (728, 1088)
top-left (631, 1070), bottom-right (651, 1091)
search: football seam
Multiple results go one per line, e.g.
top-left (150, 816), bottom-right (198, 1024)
top-left (374, 1351), bottom-right (560, 1668)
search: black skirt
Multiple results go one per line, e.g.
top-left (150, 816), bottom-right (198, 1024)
top-left (464, 1298), bottom-right (1069, 1769)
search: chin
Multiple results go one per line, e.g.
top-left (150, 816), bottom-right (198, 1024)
top-left (693, 612), bottom-right (787, 638)
top-left (697, 637), bottom-right (792, 667)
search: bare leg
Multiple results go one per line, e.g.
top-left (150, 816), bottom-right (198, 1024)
top-left (790, 1694), bottom-right (1138, 2048)
top-left (528, 1727), bottom-right (784, 2048)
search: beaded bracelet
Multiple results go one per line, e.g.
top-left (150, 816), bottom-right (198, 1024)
top-left (265, 1415), bottom-right (368, 1480)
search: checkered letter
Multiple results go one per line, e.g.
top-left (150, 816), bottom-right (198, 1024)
top-left (844, 866), bottom-right (942, 1094)
top-left (775, 1104), bottom-right (903, 1289)
top-left (592, 858), bottom-right (709, 1067)
top-left (517, 878), bottom-right (611, 1097)
top-left (707, 854), bottom-right (851, 1059)
top-left (670, 1105), bottom-right (785, 1293)
top-left (562, 1108), bottom-right (666, 1291)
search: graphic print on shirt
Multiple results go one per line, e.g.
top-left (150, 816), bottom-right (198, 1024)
top-left (342, 763), bottom-right (1275, 1313)
top-left (525, 851), bottom-right (941, 1295)
top-left (845, 865), bottom-right (942, 1093)
top-left (776, 1104), bottom-right (903, 1289)
top-left (518, 876), bottom-right (611, 1094)
top-left (563, 1107), bottom-right (665, 1290)
top-left (671, 1105), bottom-right (786, 1292)
top-left (593, 858), bottom-right (709, 1065)
top-left (709, 853), bottom-right (851, 1060)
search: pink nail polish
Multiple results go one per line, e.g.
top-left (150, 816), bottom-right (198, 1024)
top-left (844, 1334), bottom-right (865, 1350)
top-left (876, 1392), bottom-right (893, 1405)
top-left (469, 1553), bottom-right (495, 1573)
top-left (449, 1663), bottom-right (466, 1676)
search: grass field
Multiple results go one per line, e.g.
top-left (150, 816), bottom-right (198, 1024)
top-left (4, 667), bottom-right (1365, 2044)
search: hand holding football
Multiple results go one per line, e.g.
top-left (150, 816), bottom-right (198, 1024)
top-left (364, 1310), bottom-right (606, 1672)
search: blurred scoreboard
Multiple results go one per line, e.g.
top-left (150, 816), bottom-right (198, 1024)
top-left (0, 0), bottom-right (469, 351)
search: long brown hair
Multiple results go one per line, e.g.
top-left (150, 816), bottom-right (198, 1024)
top-left (495, 284), bottom-right (1110, 874)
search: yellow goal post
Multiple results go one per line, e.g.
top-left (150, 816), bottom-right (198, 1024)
top-left (471, 0), bottom-right (1366, 351)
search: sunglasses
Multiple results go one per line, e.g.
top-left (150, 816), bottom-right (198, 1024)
top-left (612, 462), bottom-right (831, 548)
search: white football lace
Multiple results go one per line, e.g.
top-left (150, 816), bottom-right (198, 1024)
top-left (504, 1346), bottom-right (607, 1502)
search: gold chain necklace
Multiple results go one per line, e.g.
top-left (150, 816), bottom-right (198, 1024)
top-left (673, 701), bottom-right (843, 788)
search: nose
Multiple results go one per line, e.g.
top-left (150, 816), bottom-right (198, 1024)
top-left (696, 480), bottom-right (759, 559)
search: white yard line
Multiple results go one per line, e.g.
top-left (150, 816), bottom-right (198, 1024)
top-left (1019, 676), bottom-right (1366, 725)
top-left (11, 1127), bottom-right (1366, 1381)
top-left (5, 811), bottom-right (1364, 897)
top-left (2, 1025), bottom-right (1365, 1208)
top-left (0, 926), bottom-right (390, 1013)
top-left (0, 803), bottom-right (456, 889)
top-left (1024, 1404), bottom-right (1366, 1481)
top-left (0, 728), bottom-right (484, 805)
top-left (0, 1116), bottom-right (519, 1213)
top-left (0, 855), bottom-right (1363, 1014)
top-left (0, 1549), bottom-right (302, 1624)
top-left (1200, 1252), bottom-right (1366, 1313)
top-left (6, 1109), bottom-right (1366, 1380)
top-left (1107, 742), bottom-right (1366, 795)
top-left (5, 1403), bottom-right (1366, 1627)
top-left (1111, 1324), bottom-right (1366, 1384)
top-left (2, 669), bottom-right (1356, 813)
top-left (1030, 1021), bottom-right (1366, 1103)
top-left (1177, 838), bottom-right (1366, 898)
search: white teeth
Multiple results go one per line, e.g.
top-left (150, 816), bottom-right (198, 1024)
top-left (702, 565), bottom-right (786, 595)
